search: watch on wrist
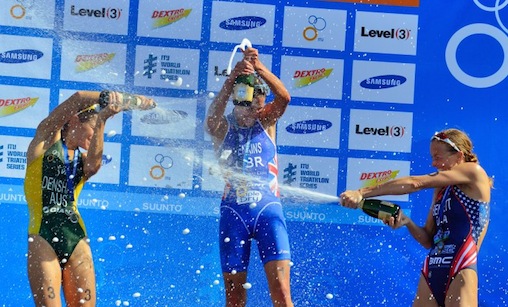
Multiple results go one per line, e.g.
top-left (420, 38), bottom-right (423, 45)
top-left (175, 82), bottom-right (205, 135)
top-left (98, 90), bottom-right (110, 109)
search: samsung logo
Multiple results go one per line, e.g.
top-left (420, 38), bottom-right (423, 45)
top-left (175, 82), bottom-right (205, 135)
top-left (0, 49), bottom-right (43, 63)
top-left (219, 16), bottom-right (266, 30)
top-left (140, 110), bottom-right (188, 125)
top-left (286, 120), bottom-right (332, 134)
top-left (360, 75), bottom-right (406, 89)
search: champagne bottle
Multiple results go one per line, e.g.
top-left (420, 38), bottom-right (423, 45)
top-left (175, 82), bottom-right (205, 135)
top-left (98, 90), bottom-right (156, 110)
top-left (122, 93), bottom-right (156, 110)
top-left (232, 74), bottom-right (255, 106)
top-left (359, 199), bottom-right (400, 220)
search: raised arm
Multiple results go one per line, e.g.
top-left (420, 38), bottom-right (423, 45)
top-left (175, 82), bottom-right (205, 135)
top-left (244, 48), bottom-right (291, 127)
top-left (82, 92), bottom-right (124, 179)
top-left (26, 91), bottom-right (103, 165)
top-left (205, 58), bottom-right (254, 144)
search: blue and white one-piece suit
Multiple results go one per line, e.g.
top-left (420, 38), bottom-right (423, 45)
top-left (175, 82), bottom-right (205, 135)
top-left (218, 114), bottom-right (291, 273)
top-left (422, 185), bottom-right (489, 306)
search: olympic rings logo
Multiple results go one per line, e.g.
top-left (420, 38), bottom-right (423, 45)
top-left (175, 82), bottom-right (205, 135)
top-left (445, 1), bottom-right (508, 88)
top-left (10, 4), bottom-right (25, 19)
top-left (303, 15), bottom-right (326, 41)
top-left (10, 0), bottom-right (34, 19)
top-left (149, 154), bottom-right (173, 180)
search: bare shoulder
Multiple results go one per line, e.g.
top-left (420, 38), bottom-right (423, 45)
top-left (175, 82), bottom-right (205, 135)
top-left (459, 162), bottom-right (489, 179)
top-left (26, 127), bottom-right (59, 165)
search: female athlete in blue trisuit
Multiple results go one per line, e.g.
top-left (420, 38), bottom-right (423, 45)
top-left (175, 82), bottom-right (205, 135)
top-left (206, 47), bottom-right (293, 306)
top-left (341, 129), bottom-right (491, 307)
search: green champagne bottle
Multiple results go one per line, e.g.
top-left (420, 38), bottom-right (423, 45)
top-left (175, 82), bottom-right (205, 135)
top-left (233, 74), bottom-right (255, 106)
top-left (359, 199), bottom-right (400, 220)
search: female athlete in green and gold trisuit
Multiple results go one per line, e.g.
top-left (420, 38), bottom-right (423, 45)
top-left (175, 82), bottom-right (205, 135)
top-left (25, 139), bottom-right (88, 265)
top-left (24, 91), bottom-right (155, 307)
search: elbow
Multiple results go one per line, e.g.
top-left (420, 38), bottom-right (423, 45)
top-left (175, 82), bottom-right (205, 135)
top-left (280, 92), bottom-right (291, 106)
top-left (205, 117), bottom-right (216, 135)
top-left (84, 162), bottom-right (101, 179)
top-left (421, 240), bottom-right (433, 250)
top-left (408, 176), bottom-right (426, 192)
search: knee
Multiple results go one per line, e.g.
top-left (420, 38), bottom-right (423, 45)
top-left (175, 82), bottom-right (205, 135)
top-left (225, 287), bottom-right (246, 306)
top-left (224, 279), bottom-right (247, 305)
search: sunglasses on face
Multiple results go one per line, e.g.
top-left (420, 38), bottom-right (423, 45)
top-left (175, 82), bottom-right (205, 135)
top-left (233, 100), bottom-right (252, 107)
top-left (431, 132), bottom-right (460, 152)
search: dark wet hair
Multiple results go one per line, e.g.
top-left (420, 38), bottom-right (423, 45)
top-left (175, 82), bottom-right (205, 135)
top-left (77, 105), bottom-right (99, 123)
top-left (253, 77), bottom-right (270, 98)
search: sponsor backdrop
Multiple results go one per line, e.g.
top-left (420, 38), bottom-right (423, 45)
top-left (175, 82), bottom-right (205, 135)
top-left (0, 0), bottom-right (507, 305)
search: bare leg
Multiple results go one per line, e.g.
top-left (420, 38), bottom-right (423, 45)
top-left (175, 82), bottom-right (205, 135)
top-left (27, 235), bottom-right (63, 307)
top-left (445, 269), bottom-right (478, 307)
top-left (413, 273), bottom-right (438, 307)
top-left (264, 260), bottom-right (293, 307)
top-left (223, 271), bottom-right (248, 307)
top-left (62, 238), bottom-right (96, 307)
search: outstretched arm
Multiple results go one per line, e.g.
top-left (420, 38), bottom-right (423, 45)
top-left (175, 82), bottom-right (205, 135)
top-left (340, 162), bottom-right (486, 208)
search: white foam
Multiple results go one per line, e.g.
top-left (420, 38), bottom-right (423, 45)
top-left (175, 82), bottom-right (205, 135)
top-left (242, 282), bottom-right (252, 289)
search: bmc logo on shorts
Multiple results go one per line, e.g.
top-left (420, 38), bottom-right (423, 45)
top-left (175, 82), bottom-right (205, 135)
top-left (429, 256), bottom-right (453, 266)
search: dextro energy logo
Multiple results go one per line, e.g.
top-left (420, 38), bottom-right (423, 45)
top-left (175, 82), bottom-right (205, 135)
top-left (355, 124), bottom-right (405, 137)
top-left (360, 26), bottom-right (411, 40)
top-left (75, 53), bottom-right (115, 72)
top-left (0, 96), bottom-right (39, 117)
top-left (0, 49), bottom-right (43, 63)
top-left (151, 8), bottom-right (191, 29)
top-left (140, 109), bottom-right (188, 125)
top-left (286, 120), bottom-right (332, 134)
top-left (293, 68), bottom-right (333, 88)
top-left (70, 5), bottom-right (122, 20)
top-left (219, 16), bottom-right (266, 30)
top-left (360, 169), bottom-right (399, 187)
top-left (360, 75), bottom-right (406, 89)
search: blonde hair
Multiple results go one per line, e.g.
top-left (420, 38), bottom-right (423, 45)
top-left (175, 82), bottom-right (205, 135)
top-left (437, 128), bottom-right (494, 187)
top-left (441, 128), bottom-right (478, 163)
